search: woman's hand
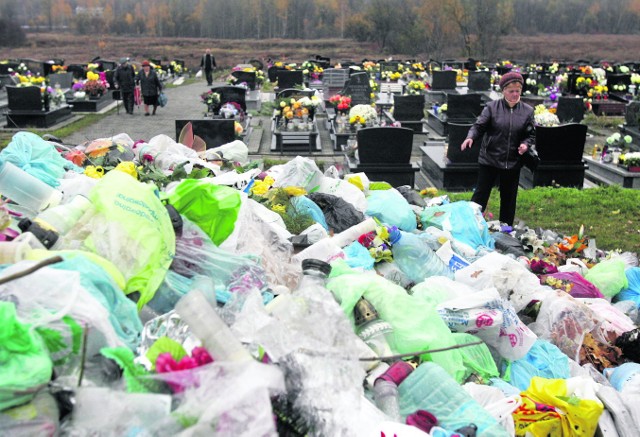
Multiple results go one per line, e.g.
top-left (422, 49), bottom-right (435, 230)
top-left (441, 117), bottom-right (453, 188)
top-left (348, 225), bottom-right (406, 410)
top-left (518, 143), bottom-right (528, 155)
top-left (461, 138), bottom-right (473, 151)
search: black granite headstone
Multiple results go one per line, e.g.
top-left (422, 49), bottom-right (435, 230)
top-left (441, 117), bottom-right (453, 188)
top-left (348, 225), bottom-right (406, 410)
top-left (0, 62), bottom-right (19, 75)
top-left (231, 70), bottom-right (257, 90)
top-left (446, 123), bottom-right (478, 163)
top-left (392, 95), bottom-right (426, 122)
top-left (7, 86), bottom-right (42, 112)
top-left (446, 93), bottom-right (483, 120)
top-left (276, 70), bottom-right (304, 89)
top-left (210, 86), bottom-right (247, 112)
top-left (175, 119), bottom-right (236, 150)
top-left (356, 127), bottom-right (413, 164)
top-left (341, 72), bottom-right (372, 105)
top-left (556, 96), bottom-right (585, 123)
top-left (535, 123), bottom-right (587, 163)
top-left (276, 88), bottom-right (315, 100)
top-left (431, 70), bottom-right (457, 90)
top-left (467, 71), bottom-right (491, 91)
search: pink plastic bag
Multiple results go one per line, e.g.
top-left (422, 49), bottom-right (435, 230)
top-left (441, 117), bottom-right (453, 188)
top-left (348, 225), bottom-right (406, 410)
top-left (541, 271), bottom-right (604, 299)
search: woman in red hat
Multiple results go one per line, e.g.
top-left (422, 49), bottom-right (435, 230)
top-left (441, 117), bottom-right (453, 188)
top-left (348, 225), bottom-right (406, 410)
top-left (460, 71), bottom-right (536, 226)
top-left (137, 60), bottom-right (162, 116)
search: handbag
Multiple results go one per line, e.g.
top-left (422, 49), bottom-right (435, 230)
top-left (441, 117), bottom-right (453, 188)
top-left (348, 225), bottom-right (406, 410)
top-left (158, 92), bottom-right (168, 107)
top-left (522, 146), bottom-right (540, 171)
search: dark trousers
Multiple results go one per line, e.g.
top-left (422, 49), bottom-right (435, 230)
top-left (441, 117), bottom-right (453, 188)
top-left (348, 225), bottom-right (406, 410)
top-left (471, 164), bottom-right (521, 226)
top-left (205, 69), bottom-right (213, 85)
top-left (122, 91), bottom-right (134, 114)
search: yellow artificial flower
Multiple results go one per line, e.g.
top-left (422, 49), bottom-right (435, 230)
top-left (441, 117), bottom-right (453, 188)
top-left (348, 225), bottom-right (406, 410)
top-left (84, 165), bottom-right (105, 179)
top-left (114, 161), bottom-right (138, 179)
top-left (251, 180), bottom-right (271, 196)
top-left (263, 175), bottom-right (275, 185)
top-left (283, 186), bottom-right (307, 197)
top-left (234, 121), bottom-right (243, 135)
top-left (346, 175), bottom-right (365, 191)
top-left (420, 187), bottom-right (439, 197)
top-left (271, 204), bottom-right (286, 214)
top-left (86, 71), bottom-right (99, 81)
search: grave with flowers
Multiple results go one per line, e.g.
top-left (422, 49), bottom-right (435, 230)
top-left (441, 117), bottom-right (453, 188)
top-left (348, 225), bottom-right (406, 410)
top-left (4, 85), bottom-right (73, 128)
top-left (65, 68), bottom-right (112, 112)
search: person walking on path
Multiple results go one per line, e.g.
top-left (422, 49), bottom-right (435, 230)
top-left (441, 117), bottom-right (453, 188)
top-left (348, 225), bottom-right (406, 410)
top-left (114, 57), bottom-right (136, 115)
top-left (137, 60), bottom-right (163, 116)
top-left (200, 49), bottom-right (217, 86)
top-left (460, 71), bottom-right (536, 226)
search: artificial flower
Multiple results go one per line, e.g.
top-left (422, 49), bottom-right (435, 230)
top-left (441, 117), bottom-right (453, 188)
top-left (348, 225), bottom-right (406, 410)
top-left (84, 165), bottom-right (105, 179)
top-left (114, 161), bottom-right (139, 179)
top-left (283, 186), bottom-right (306, 197)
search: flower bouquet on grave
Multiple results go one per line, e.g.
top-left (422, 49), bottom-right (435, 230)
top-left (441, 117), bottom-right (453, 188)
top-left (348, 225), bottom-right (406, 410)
top-left (298, 96), bottom-right (321, 120)
top-left (348, 104), bottom-right (378, 128)
top-left (328, 94), bottom-right (352, 115)
top-left (618, 151), bottom-right (640, 171)
top-left (200, 90), bottom-right (221, 113)
top-left (219, 102), bottom-right (244, 120)
top-left (406, 80), bottom-right (426, 95)
top-left (45, 86), bottom-right (66, 108)
top-left (534, 105), bottom-right (560, 127)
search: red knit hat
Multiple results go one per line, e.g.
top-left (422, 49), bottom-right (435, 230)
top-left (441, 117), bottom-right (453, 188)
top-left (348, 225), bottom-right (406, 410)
top-left (141, 60), bottom-right (151, 67)
top-left (499, 72), bottom-right (524, 89)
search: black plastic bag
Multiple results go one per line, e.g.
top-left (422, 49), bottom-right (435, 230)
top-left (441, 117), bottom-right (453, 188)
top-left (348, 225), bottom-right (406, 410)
top-left (492, 232), bottom-right (527, 257)
top-left (307, 193), bottom-right (365, 233)
top-left (396, 185), bottom-right (427, 207)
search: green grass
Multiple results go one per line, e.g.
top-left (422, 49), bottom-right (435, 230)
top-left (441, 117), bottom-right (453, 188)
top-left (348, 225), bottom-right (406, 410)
top-left (582, 113), bottom-right (625, 131)
top-left (446, 185), bottom-right (640, 255)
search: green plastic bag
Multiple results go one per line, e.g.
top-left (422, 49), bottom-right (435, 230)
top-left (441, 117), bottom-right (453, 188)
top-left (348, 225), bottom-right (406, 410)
top-left (451, 333), bottom-right (499, 382)
top-left (0, 302), bottom-right (53, 411)
top-left (584, 258), bottom-right (628, 298)
top-left (326, 260), bottom-right (467, 382)
top-left (86, 170), bottom-right (176, 310)
top-left (168, 179), bottom-right (242, 247)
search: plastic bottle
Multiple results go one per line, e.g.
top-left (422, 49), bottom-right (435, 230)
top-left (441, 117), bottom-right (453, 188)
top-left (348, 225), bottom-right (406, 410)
top-left (0, 161), bottom-right (62, 213)
top-left (0, 232), bottom-right (46, 264)
top-left (175, 277), bottom-right (253, 362)
top-left (18, 195), bottom-right (92, 249)
top-left (398, 362), bottom-right (508, 436)
top-left (390, 230), bottom-right (454, 283)
top-left (354, 296), bottom-right (395, 358)
top-left (372, 360), bottom-right (414, 422)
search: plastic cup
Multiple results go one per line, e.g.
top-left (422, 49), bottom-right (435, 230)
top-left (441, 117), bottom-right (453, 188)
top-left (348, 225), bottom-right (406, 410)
top-left (0, 161), bottom-right (62, 213)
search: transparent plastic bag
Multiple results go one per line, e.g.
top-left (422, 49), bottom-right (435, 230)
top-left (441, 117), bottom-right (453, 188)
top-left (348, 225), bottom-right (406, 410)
top-left (528, 291), bottom-right (596, 362)
top-left (268, 156), bottom-right (324, 193)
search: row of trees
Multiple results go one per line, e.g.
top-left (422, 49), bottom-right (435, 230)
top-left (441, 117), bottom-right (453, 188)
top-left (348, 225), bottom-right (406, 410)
top-left (2, 0), bottom-right (640, 58)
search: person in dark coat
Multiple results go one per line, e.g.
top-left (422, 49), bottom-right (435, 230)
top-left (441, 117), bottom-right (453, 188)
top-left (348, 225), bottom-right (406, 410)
top-left (137, 60), bottom-right (162, 116)
top-left (460, 71), bottom-right (536, 226)
top-left (200, 49), bottom-right (217, 86)
top-left (114, 57), bottom-right (136, 115)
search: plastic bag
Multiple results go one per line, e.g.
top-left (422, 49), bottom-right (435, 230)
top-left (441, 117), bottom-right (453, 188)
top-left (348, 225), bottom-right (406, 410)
top-left (79, 170), bottom-right (176, 310)
top-left (307, 192), bottom-right (365, 234)
top-left (436, 287), bottom-right (537, 361)
top-left (365, 189), bottom-right (417, 231)
top-left (1, 131), bottom-right (79, 187)
top-left (577, 298), bottom-right (636, 344)
top-left (0, 301), bottom-right (53, 411)
top-left (291, 195), bottom-right (329, 230)
top-left (541, 271), bottom-right (603, 298)
top-left (452, 333), bottom-right (500, 382)
top-left (168, 178), bottom-right (242, 246)
top-left (0, 388), bottom-right (59, 435)
top-left (206, 139), bottom-right (249, 165)
top-left (395, 185), bottom-right (426, 207)
top-left (137, 134), bottom-right (202, 173)
top-left (51, 254), bottom-right (143, 350)
top-left (158, 91), bottom-right (167, 107)
top-left (503, 340), bottom-right (570, 391)
top-left (492, 232), bottom-right (527, 257)
top-left (463, 382), bottom-right (520, 436)
top-left (515, 376), bottom-right (604, 437)
top-left (343, 241), bottom-right (375, 270)
top-left (317, 175), bottom-right (368, 213)
top-left (456, 251), bottom-right (550, 313)
top-left (326, 261), bottom-right (467, 381)
top-left (268, 156), bottom-right (323, 193)
top-left (584, 258), bottom-right (628, 298)
top-left (614, 267), bottom-right (640, 308)
top-left (420, 200), bottom-right (495, 253)
top-left (528, 291), bottom-right (596, 362)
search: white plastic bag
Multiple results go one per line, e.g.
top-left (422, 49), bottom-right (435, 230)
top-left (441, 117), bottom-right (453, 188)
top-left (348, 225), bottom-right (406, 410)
top-left (463, 382), bottom-right (520, 435)
top-left (437, 287), bottom-right (537, 360)
top-left (206, 139), bottom-right (249, 165)
top-left (269, 156), bottom-right (324, 192)
top-left (317, 175), bottom-right (367, 213)
top-left (195, 69), bottom-right (203, 78)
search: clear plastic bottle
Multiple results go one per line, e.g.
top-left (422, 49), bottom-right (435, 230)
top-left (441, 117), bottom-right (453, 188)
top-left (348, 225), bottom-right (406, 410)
top-left (390, 230), bottom-right (454, 283)
top-left (175, 277), bottom-right (253, 362)
top-left (372, 360), bottom-right (414, 422)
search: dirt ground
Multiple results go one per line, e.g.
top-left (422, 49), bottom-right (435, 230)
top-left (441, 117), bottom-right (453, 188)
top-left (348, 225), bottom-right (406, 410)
top-left (3, 32), bottom-right (640, 70)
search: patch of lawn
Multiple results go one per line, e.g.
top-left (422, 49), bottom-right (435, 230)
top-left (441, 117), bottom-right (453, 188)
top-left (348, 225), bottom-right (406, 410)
top-left (448, 185), bottom-right (640, 255)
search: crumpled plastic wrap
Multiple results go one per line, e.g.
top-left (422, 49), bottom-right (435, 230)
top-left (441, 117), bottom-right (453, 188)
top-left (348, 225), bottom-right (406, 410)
top-left (528, 291), bottom-right (597, 362)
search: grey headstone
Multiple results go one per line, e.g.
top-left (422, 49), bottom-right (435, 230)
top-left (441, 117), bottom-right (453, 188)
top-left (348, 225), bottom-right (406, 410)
top-left (48, 72), bottom-right (74, 90)
top-left (341, 72), bottom-right (371, 105)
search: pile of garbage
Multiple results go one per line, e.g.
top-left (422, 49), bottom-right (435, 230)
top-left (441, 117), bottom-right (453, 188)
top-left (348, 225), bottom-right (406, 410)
top-left (1, 130), bottom-right (639, 436)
